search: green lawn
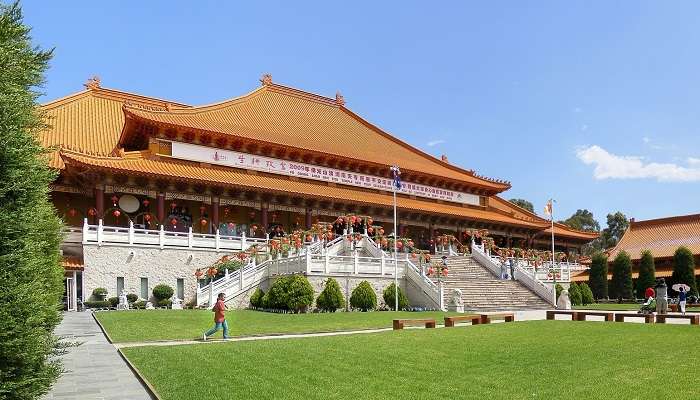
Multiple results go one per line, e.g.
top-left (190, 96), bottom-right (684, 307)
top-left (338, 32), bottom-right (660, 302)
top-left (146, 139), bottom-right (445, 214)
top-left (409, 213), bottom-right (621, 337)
top-left (122, 321), bottom-right (700, 400)
top-left (95, 309), bottom-right (459, 342)
top-left (573, 303), bottom-right (641, 310)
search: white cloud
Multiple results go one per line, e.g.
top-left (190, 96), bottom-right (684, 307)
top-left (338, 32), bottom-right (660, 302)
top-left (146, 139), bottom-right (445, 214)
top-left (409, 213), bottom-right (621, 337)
top-left (581, 124), bottom-right (588, 131)
top-left (426, 139), bottom-right (445, 147)
top-left (573, 107), bottom-right (582, 113)
top-left (576, 145), bottom-right (700, 182)
top-left (642, 136), bottom-right (651, 143)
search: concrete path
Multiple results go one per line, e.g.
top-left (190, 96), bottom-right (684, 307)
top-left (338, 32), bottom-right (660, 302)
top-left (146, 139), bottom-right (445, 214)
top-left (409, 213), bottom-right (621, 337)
top-left (43, 312), bottom-right (151, 400)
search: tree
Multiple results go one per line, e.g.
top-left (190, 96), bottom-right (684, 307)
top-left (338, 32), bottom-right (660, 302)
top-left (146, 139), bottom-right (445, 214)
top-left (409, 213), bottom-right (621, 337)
top-left (0, 3), bottom-right (65, 398)
top-left (560, 209), bottom-right (600, 232)
top-left (316, 278), bottom-right (345, 312)
top-left (588, 252), bottom-right (608, 300)
top-left (509, 198), bottom-right (534, 213)
top-left (568, 282), bottom-right (582, 306)
top-left (672, 246), bottom-right (698, 297)
top-left (579, 282), bottom-right (594, 305)
top-left (610, 251), bottom-right (633, 300)
top-left (636, 250), bottom-right (656, 299)
top-left (349, 281), bottom-right (377, 311)
top-left (602, 212), bottom-right (629, 248)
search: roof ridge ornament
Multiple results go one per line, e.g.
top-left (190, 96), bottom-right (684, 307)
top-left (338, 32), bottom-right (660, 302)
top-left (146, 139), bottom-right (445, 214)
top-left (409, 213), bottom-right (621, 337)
top-left (335, 91), bottom-right (345, 106)
top-left (260, 73), bottom-right (273, 86)
top-left (440, 154), bottom-right (449, 163)
top-left (84, 76), bottom-right (101, 90)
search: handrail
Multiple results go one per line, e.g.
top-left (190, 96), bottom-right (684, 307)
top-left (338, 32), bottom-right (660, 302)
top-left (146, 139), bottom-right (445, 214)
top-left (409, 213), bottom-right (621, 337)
top-left (405, 258), bottom-right (443, 310)
top-left (471, 242), bottom-right (555, 306)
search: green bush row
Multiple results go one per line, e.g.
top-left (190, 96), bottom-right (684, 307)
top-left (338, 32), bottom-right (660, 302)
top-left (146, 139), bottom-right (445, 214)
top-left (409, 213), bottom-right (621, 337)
top-left (250, 278), bottom-right (410, 312)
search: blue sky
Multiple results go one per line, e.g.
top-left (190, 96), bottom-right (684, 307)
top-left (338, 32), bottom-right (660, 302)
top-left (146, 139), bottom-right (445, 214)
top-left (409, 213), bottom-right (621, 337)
top-left (22, 1), bottom-right (700, 227)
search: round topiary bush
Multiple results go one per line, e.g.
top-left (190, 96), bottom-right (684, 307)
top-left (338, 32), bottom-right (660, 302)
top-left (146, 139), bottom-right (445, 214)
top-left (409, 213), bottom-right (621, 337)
top-left (316, 278), bottom-right (345, 312)
top-left (350, 281), bottom-right (377, 311)
top-left (579, 282), bottom-right (594, 305)
top-left (92, 287), bottom-right (108, 300)
top-left (264, 276), bottom-right (291, 310)
top-left (568, 282), bottom-right (582, 306)
top-left (285, 275), bottom-right (314, 313)
top-left (382, 282), bottom-right (409, 310)
top-left (250, 288), bottom-right (265, 309)
top-left (126, 293), bottom-right (138, 304)
top-left (108, 297), bottom-right (119, 308)
top-left (152, 284), bottom-right (174, 301)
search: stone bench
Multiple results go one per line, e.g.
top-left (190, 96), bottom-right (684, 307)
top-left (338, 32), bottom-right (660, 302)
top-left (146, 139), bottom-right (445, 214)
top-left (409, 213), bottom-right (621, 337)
top-left (393, 318), bottom-right (436, 330)
top-left (479, 313), bottom-right (514, 324)
top-left (615, 312), bottom-right (654, 324)
top-left (575, 311), bottom-right (614, 322)
top-left (656, 314), bottom-right (700, 325)
top-left (444, 315), bottom-right (480, 327)
top-left (546, 310), bottom-right (578, 320)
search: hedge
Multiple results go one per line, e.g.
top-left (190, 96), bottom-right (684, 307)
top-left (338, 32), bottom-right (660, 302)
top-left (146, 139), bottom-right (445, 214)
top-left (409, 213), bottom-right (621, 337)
top-left (152, 284), bottom-right (174, 301)
top-left (250, 288), bottom-right (265, 308)
top-left (262, 275), bottom-right (314, 312)
top-left (350, 281), bottom-right (377, 311)
top-left (568, 282), bottom-right (582, 306)
top-left (382, 282), bottom-right (409, 310)
top-left (579, 282), bottom-right (594, 305)
top-left (83, 301), bottom-right (111, 309)
top-left (108, 297), bottom-right (119, 308)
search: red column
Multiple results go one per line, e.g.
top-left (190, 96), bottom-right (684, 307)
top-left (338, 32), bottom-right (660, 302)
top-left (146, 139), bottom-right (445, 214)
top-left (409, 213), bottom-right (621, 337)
top-left (305, 208), bottom-right (312, 229)
top-left (212, 198), bottom-right (220, 230)
top-left (261, 205), bottom-right (268, 232)
top-left (95, 187), bottom-right (104, 218)
top-left (157, 193), bottom-right (165, 224)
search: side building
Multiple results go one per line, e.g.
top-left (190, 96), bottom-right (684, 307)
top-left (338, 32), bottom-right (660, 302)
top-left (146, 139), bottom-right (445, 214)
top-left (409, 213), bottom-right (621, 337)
top-left (41, 75), bottom-right (597, 309)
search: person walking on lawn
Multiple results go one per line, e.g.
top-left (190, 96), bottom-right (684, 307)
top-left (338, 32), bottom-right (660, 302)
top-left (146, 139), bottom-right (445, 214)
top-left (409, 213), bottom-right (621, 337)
top-left (203, 292), bottom-right (230, 340)
top-left (678, 287), bottom-right (687, 315)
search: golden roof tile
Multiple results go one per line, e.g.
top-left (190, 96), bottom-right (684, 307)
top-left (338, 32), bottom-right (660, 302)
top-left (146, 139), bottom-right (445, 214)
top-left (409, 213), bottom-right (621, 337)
top-left (607, 214), bottom-right (700, 261)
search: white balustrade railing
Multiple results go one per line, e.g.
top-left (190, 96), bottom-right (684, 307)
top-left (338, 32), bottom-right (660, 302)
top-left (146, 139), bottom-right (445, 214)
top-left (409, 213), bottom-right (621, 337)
top-left (405, 258), bottom-right (443, 310)
top-left (83, 218), bottom-right (268, 252)
top-left (196, 259), bottom-right (269, 306)
top-left (471, 242), bottom-right (556, 306)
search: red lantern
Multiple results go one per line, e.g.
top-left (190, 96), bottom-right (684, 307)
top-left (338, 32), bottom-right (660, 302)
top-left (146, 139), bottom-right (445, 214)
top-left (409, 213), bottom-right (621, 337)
top-left (200, 218), bottom-right (208, 226)
top-left (88, 208), bottom-right (97, 216)
top-left (227, 222), bottom-right (235, 229)
top-left (170, 218), bottom-right (178, 226)
top-left (199, 205), bottom-right (206, 213)
top-left (378, 228), bottom-right (385, 235)
top-left (442, 268), bottom-right (449, 277)
top-left (396, 241), bottom-right (404, 249)
top-left (68, 208), bottom-right (77, 217)
top-left (194, 269), bottom-right (203, 279)
top-left (207, 267), bottom-right (218, 277)
top-left (142, 199), bottom-right (150, 207)
top-left (305, 235), bottom-right (312, 242)
top-left (407, 240), bottom-right (414, 248)
top-left (224, 207), bottom-right (230, 216)
top-left (427, 267), bottom-right (435, 276)
top-left (271, 212), bottom-right (278, 222)
top-left (113, 209), bottom-right (121, 218)
top-left (111, 195), bottom-right (119, 206)
top-left (221, 255), bottom-right (229, 262)
top-left (144, 214), bottom-right (152, 222)
top-left (170, 202), bottom-right (177, 210)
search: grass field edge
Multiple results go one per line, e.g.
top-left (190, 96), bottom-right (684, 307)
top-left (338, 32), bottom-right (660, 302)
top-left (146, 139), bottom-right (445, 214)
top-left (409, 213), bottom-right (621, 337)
top-left (117, 347), bottom-right (163, 400)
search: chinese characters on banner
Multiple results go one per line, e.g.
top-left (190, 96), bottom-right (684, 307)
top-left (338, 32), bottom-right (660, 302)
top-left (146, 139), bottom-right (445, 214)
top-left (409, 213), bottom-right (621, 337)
top-left (169, 141), bottom-right (481, 206)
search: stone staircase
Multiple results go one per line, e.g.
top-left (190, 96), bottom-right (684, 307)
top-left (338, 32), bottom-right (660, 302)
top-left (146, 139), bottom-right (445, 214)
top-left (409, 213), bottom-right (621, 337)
top-left (430, 255), bottom-right (550, 311)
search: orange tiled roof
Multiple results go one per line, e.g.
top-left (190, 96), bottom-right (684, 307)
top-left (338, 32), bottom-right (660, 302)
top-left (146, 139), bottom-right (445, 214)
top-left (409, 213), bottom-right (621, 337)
top-left (571, 268), bottom-right (674, 282)
top-left (122, 82), bottom-right (510, 191)
top-left (59, 150), bottom-right (546, 229)
top-left (62, 256), bottom-right (84, 270)
top-left (489, 196), bottom-right (599, 241)
top-left (607, 214), bottom-right (700, 261)
top-left (40, 86), bottom-right (190, 161)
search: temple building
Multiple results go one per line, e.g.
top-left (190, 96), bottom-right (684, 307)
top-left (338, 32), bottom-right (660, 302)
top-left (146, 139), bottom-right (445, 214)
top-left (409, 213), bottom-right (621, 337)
top-left (40, 75), bottom-right (597, 309)
top-left (572, 213), bottom-right (700, 282)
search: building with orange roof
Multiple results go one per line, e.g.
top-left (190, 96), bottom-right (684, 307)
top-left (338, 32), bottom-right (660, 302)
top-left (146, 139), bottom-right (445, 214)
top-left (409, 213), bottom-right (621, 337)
top-left (571, 213), bottom-right (700, 282)
top-left (44, 75), bottom-right (597, 308)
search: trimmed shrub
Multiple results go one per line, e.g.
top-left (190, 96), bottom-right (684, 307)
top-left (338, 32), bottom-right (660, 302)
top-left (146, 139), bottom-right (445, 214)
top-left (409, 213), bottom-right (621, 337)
top-left (126, 293), bottom-right (138, 304)
top-left (316, 278), bottom-right (345, 312)
top-left (636, 250), bottom-right (656, 298)
top-left (263, 276), bottom-right (291, 310)
top-left (383, 283), bottom-right (409, 311)
top-left (133, 300), bottom-right (147, 309)
top-left (672, 246), bottom-right (698, 297)
top-left (555, 283), bottom-right (563, 302)
top-left (611, 251), bottom-right (633, 300)
top-left (285, 275), bottom-right (314, 313)
top-left (350, 281), bottom-right (377, 311)
top-left (108, 297), bottom-right (119, 308)
top-left (83, 301), bottom-right (111, 309)
top-left (92, 287), bottom-right (108, 299)
top-left (152, 284), bottom-right (174, 301)
top-left (568, 282), bottom-right (582, 306)
top-left (250, 288), bottom-right (264, 308)
top-left (580, 282), bottom-right (594, 305)
top-left (589, 252), bottom-right (608, 300)
top-left (157, 299), bottom-right (172, 308)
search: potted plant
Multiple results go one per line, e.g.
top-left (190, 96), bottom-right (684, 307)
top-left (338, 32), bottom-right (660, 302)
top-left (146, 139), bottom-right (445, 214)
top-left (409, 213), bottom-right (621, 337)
top-left (92, 287), bottom-right (108, 301)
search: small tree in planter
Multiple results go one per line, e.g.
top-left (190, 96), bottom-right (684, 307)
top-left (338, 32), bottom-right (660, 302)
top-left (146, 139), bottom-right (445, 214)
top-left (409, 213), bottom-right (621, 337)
top-left (316, 278), bottom-right (345, 312)
top-left (383, 283), bottom-right (409, 311)
top-left (153, 284), bottom-right (174, 308)
top-left (92, 287), bottom-right (108, 301)
top-left (350, 281), bottom-right (377, 311)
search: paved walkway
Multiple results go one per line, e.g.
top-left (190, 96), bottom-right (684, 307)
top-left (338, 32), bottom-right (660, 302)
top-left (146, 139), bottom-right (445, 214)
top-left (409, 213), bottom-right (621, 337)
top-left (43, 312), bottom-right (151, 400)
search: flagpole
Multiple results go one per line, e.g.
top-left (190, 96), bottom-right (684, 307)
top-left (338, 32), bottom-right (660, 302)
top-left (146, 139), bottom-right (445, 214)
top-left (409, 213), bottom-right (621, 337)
top-left (393, 186), bottom-right (399, 312)
top-left (550, 199), bottom-right (556, 304)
